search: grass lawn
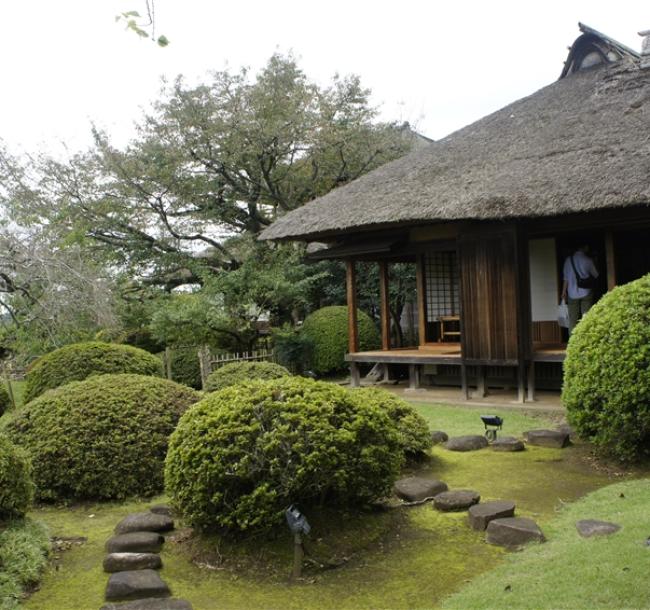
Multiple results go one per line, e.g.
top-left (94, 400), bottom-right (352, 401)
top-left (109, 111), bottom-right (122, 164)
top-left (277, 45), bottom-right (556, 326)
top-left (21, 400), bottom-right (632, 610)
top-left (441, 478), bottom-right (650, 609)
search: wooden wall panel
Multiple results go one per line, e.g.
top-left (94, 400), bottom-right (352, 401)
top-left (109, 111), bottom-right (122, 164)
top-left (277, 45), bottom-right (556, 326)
top-left (459, 228), bottom-right (520, 363)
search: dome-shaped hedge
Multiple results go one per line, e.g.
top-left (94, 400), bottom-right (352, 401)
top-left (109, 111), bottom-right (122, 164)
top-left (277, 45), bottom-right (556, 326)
top-left (0, 435), bottom-right (34, 518)
top-left (7, 374), bottom-right (200, 500)
top-left (24, 341), bottom-right (163, 403)
top-left (563, 274), bottom-right (650, 461)
top-left (205, 360), bottom-right (290, 392)
top-left (350, 387), bottom-right (431, 457)
top-left (300, 306), bottom-right (380, 375)
top-left (165, 377), bottom-right (403, 533)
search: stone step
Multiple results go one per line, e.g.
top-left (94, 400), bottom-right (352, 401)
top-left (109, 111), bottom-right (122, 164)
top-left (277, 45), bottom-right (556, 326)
top-left (149, 505), bottom-right (173, 517)
top-left (104, 553), bottom-right (163, 573)
top-left (486, 517), bottom-right (545, 547)
top-left (490, 436), bottom-right (525, 452)
top-left (524, 429), bottom-right (570, 448)
top-left (101, 597), bottom-right (193, 610)
top-left (105, 569), bottom-right (170, 602)
top-left (468, 500), bottom-right (516, 530)
top-left (444, 435), bottom-right (488, 452)
top-left (115, 513), bottom-right (174, 535)
top-left (393, 477), bottom-right (448, 502)
top-left (106, 532), bottom-right (165, 554)
top-left (433, 490), bottom-right (480, 512)
top-left (430, 430), bottom-right (449, 445)
top-left (576, 519), bottom-right (621, 537)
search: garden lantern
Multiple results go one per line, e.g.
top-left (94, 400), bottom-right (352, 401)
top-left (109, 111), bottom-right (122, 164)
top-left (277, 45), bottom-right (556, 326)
top-left (480, 415), bottom-right (503, 441)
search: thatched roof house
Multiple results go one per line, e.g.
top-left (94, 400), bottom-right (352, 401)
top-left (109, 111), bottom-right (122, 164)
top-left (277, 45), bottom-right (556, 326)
top-left (262, 25), bottom-right (649, 242)
top-left (262, 24), bottom-right (650, 401)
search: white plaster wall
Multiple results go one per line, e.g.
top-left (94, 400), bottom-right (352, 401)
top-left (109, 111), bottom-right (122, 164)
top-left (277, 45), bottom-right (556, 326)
top-left (529, 238), bottom-right (559, 321)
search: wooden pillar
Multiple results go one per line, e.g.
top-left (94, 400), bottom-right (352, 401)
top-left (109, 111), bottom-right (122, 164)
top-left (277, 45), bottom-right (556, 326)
top-left (346, 260), bottom-right (359, 353)
top-left (516, 362), bottom-right (526, 404)
top-left (460, 363), bottom-right (469, 400)
top-left (379, 261), bottom-right (391, 351)
top-left (527, 360), bottom-right (536, 402)
top-left (605, 231), bottom-right (616, 291)
top-left (476, 365), bottom-right (487, 398)
top-left (349, 362), bottom-right (361, 388)
top-left (415, 254), bottom-right (427, 347)
top-left (408, 364), bottom-right (421, 390)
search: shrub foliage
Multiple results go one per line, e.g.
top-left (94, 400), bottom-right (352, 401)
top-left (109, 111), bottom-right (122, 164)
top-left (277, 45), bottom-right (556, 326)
top-left (0, 384), bottom-right (11, 417)
top-left (350, 387), bottom-right (431, 457)
top-left (8, 374), bottom-right (199, 501)
top-left (300, 306), bottom-right (380, 375)
top-left (0, 435), bottom-right (34, 519)
top-left (24, 341), bottom-right (163, 403)
top-left (165, 347), bottom-right (202, 390)
top-left (563, 275), bottom-right (650, 461)
top-left (165, 377), bottom-right (403, 533)
top-left (205, 360), bottom-right (290, 392)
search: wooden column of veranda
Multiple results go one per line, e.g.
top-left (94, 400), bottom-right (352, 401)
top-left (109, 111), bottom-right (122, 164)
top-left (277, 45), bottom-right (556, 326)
top-left (346, 260), bottom-right (361, 387)
top-left (379, 261), bottom-right (391, 351)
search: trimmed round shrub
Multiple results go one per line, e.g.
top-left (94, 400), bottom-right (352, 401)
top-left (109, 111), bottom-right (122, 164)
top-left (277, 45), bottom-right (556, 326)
top-left (350, 387), bottom-right (431, 457)
top-left (0, 435), bottom-right (34, 518)
top-left (205, 360), bottom-right (290, 392)
top-left (301, 306), bottom-right (381, 375)
top-left (165, 376), bottom-right (403, 533)
top-left (0, 384), bottom-right (11, 417)
top-left (562, 274), bottom-right (650, 461)
top-left (24, 341), bottom-right (163, 403)
top-left (7, 374), bottom-right (200, 501)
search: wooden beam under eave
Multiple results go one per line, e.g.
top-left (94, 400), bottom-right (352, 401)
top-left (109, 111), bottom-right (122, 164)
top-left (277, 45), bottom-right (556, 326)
top-left (346, 260), bottom-right (359, 353)
top-left (379, 261), bottom-right (391, 350)
top-left (415, 254), bottom-right (427, 347)
top-left (605, 231), bottom-right (616, 291)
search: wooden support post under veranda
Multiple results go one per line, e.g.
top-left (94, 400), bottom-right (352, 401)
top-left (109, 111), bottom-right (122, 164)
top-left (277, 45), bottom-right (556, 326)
top-left (379, 260), bottom-right (391, 351)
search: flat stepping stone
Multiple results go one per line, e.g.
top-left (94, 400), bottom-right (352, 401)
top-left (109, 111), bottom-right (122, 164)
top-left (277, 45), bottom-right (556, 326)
top-left (115, 512), bottom-right (174, 534)
top-left (430, 430), bottom-right (449, 445)
top-left (433, 489), bottom-right (480, 512)
top-left (468, 500), bottom-right (516, 530)
top-left (491, 436), bottom-right (525, 452)
top-left (444, 435), bottom-right (488, 452)
top-left (524, 429), bottom-right (570, 448)
top-left (106, 532), bottom-right (164, 554)
top-left (105, 569), bottom-right (170, 601)
top-left (576, 519), bottom-right (621, 538)
top-left (486, 517), bottom-right (545, 547)
top-left (149, 504), bottom-right (173, 517)
top-left (101, 600), bottom-right (193, 610)
top-left (556, 423), bottom-right (575, 438)
top-left (103, 553), bottom-right (163, 573)
top-left (394, 477), bottom-right (448, 502)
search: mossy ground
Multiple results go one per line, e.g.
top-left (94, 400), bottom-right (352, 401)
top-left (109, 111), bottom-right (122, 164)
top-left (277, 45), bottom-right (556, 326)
top-left (23, 402), bottom-right (628, 610)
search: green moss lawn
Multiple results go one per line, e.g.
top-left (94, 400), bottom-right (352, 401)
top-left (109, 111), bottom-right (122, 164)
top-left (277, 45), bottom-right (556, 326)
top-left (19, 401), bottom-right (636, 610)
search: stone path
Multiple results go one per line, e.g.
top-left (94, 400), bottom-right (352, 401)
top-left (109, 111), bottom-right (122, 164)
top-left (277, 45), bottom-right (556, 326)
top-left (444, 435), bottom-right (488, 452)
top-left (100, 506), bottom-right (193, 610)
top-left (524, 429), bottom-right (570, 448)
top-left (576, 519), bottom-right (621, 538)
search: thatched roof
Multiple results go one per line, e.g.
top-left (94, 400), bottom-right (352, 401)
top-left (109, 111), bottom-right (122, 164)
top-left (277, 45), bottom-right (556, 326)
top-left (261, 49), bottom-right (650, 242)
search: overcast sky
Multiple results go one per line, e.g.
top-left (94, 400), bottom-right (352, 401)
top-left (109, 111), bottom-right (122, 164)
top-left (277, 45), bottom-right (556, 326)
top-left (0, 1), bottom-right (646, 156)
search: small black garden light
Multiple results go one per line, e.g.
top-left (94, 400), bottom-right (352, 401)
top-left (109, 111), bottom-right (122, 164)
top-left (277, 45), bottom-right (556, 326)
top-left (480, 414), bottom-right (503, 441)
top-left (285, 505), bottom-right (310, 579)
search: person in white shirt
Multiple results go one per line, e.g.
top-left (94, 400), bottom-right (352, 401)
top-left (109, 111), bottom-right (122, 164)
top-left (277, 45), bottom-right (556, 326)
top-left (561, 245), bottom-right (599, 333)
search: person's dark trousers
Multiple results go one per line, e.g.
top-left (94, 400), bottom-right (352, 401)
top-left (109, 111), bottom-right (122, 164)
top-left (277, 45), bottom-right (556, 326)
top-left (568, 295), bottom-right (593, 334)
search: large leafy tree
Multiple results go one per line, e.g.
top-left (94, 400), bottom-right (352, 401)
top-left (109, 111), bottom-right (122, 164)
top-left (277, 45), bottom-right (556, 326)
top-left (3, 55), bottom-right (411, 290)
top-left (0, 55), bottom-right (415, 354)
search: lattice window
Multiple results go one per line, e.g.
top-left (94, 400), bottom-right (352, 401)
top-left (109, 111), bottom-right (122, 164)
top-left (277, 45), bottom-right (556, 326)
top-left (425, 251), bottom-right (459, 321)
